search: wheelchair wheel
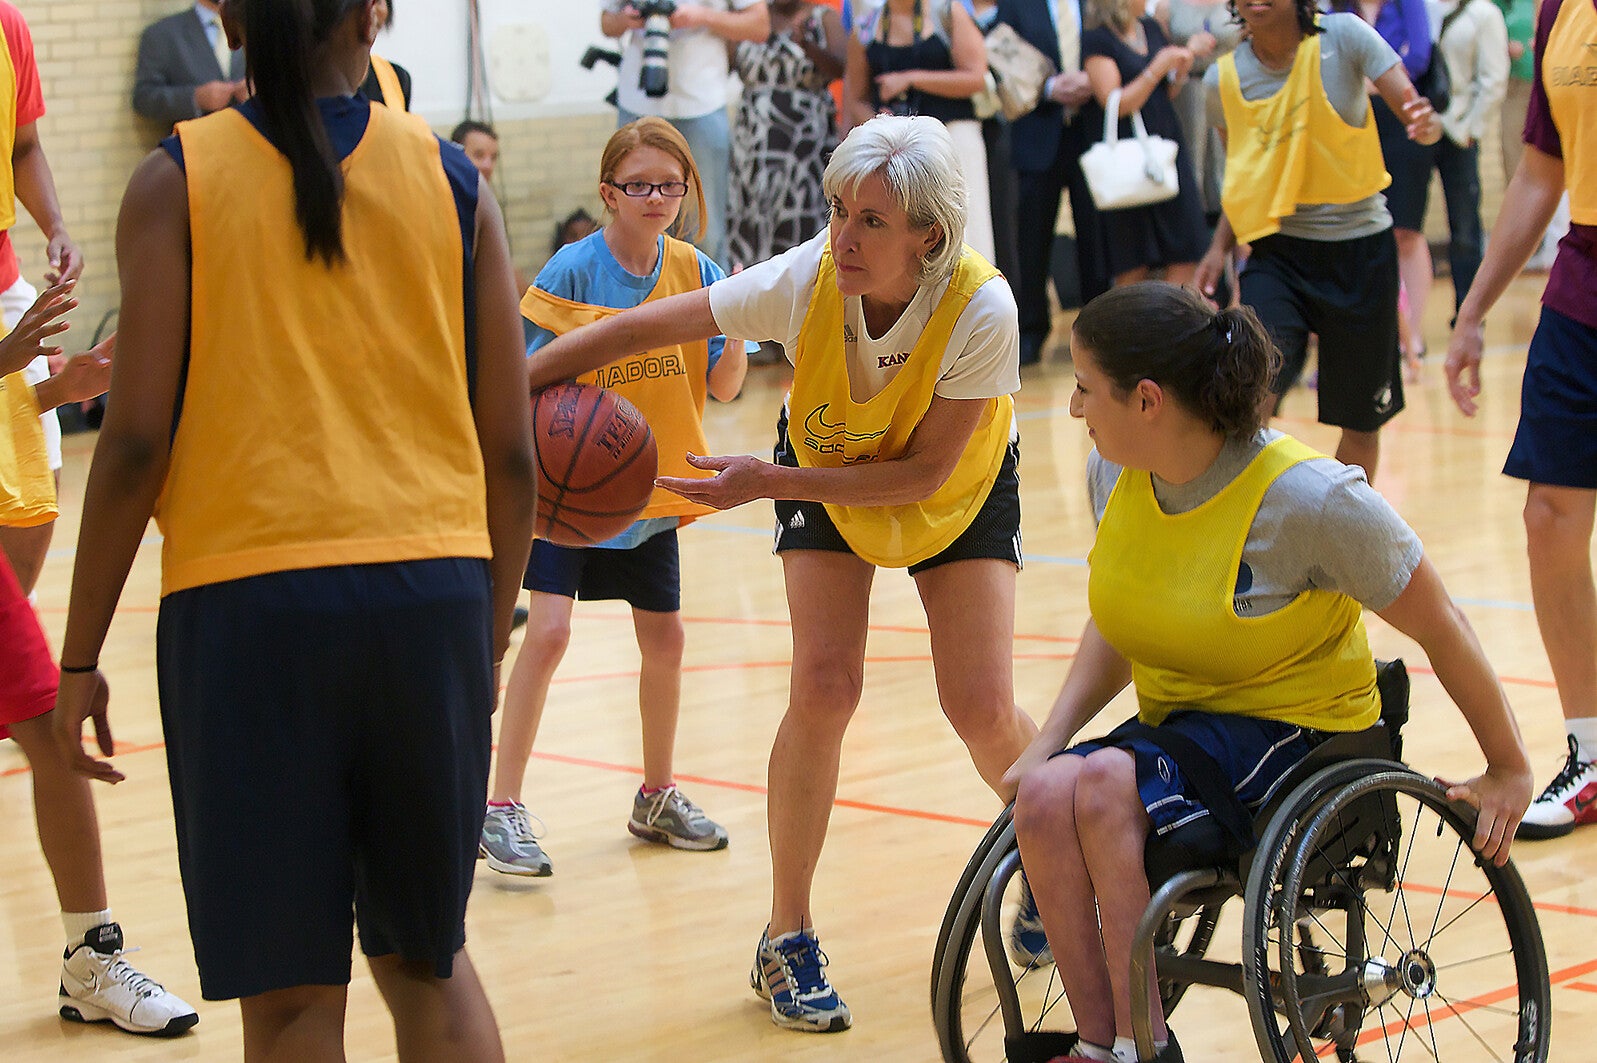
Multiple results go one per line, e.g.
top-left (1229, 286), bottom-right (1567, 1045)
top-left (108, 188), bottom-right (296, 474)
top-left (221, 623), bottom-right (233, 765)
top-left (1247, 769), bottom-right (1550, 1062)
top-left (932, 813), bottom-right (1215, 1062)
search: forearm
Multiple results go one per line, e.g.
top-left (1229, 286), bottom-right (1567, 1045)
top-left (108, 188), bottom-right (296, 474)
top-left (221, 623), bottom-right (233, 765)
top-left (11, 138), bottom-right (67, 241)
top-left (1457, 148), bottom-right (1564, 323)
top-left (1207, 210), bottom-right (1236, 255)
top-left (1113, 67), bottom-right (1166, 114)
top-left (755, 450), bottom-right (962, 507)
top-left (483, 454), bottom-right (536, 664)
top-left (600, 10), bottom-right (635, 38)
top-left (527, 289), bottom-right (718, 389)
top-left (707, 339), bottom-right (747, 401)
top-left (58, 435), bottom-right (170, 668)
top-left (1422, 605), bottom-right (1532, 775)
top-left (896, 68), bottom-right (988, 99)
top-left (1036, 620), bottom-right (1134, 750)
top-left (704, 4), bottom-right (771, 43)
top-left (30, 375), bottom-right (69, 413)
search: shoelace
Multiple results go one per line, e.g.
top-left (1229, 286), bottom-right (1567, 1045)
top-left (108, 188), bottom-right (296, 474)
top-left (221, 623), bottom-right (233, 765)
top-left (775, 937), bottom-right (833, 1001)
top-left (504, 805), bottom-right (547, 844)
top-left (642, 786), bottom-right (706, 827)
top-left (101, 948), bottom-right (165, 999)
top-left (1536, 735), bottom-right (1594, 803)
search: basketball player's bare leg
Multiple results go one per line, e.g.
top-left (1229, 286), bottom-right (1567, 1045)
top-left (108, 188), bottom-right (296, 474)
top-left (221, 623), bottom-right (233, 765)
top-left (489, 590), bottom-right (576, 802)
top-left (1335, 428), bottom-right (1379, 485)
top-left (371, 951), bottom-right (504, 1063)
top-left (0, 519), bottom-right (53, 596)
top-left (240, 986), bottom-right (347, 1063)
top-left (1525, 484), bottom-right (1597, 731)
top-left (767, 549), bottom-right (874, 935)
top-left (914, 557), bottom-right (1036, 802)
top-left (632, 607), bottom-right (686, 790)
top-left (7, 710), bottom-right (107, 912)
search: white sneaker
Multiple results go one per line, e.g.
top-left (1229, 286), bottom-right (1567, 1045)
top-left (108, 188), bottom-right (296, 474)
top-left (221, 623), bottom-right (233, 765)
top-left (1517, 734), bottom-right (1597, 840)
top-left (59, 923), bottom-right (199, 1037)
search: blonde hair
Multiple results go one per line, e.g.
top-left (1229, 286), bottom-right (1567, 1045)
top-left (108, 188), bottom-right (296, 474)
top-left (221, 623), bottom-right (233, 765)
top-left (598, 117), bottom-right (707, 242)
top-left (1088, 0), bottom-right (1137, 34)
top-left (822, 115), bottom-right (967, 283)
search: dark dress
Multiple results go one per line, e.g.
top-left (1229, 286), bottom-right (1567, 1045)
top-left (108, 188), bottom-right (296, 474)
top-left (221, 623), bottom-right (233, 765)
top-left (1080, 17), bottom-right (1208, 277)
top-left (729, 7), bottom-right (839, 270)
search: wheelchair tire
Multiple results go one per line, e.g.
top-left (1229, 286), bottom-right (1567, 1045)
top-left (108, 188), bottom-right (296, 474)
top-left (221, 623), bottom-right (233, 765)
top-left (931, 805), bottom-right (1017, 1019)
top-left (1251, 768), bottom-right (1551, 1062)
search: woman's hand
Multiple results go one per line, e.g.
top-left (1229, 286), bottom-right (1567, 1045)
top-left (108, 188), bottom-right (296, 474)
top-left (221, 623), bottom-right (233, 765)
top-left (46, 230), bottom-right (84, 286)
top-left (1401, 86), bottom-right (1442, 145)
top-left (38, 335), bottom-right (113, 409)
top-left (1194, 245), bottom-right (1228, 300)
top-left (0, 280), bottom-right (75, 378)
top-left (1002, 729), bottom-right (1067, 794)
top-left (52, 669), bottom-right (124, 784)
top-left (1444, 315), bottom-right (1486, 416)
top-left (656, 452), bottom-right (774, 510)
top-left (874, 69), bottom-right (916, 104)
top-left (1186, 30), bottom-right (1217, 60)
top-left (1436, 762), bottom-right (1534, 866)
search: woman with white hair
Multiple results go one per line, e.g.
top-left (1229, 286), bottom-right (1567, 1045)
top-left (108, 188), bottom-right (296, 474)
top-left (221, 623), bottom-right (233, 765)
top-left (527, 114), bottom-right (1037, 1034)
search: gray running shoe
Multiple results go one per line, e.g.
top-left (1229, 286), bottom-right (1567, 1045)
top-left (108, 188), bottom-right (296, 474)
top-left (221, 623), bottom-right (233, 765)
top-left (627, 785), bottom-right (729, 851)
top-left (480, 801), bottom-right (553, 877)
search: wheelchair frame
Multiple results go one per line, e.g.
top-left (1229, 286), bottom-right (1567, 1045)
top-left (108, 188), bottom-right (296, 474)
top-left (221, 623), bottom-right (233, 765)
top-left (931, 667), bottom-right (1552, 1063)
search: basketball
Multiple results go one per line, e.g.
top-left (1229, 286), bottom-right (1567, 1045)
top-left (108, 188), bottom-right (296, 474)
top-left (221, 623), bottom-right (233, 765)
top-left (532, 382), bottom-right (659, 547)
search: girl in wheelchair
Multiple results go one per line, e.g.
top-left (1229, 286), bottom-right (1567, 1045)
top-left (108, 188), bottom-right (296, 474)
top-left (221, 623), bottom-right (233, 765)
top-left (1002, 283), bottom-right (1535, 1063)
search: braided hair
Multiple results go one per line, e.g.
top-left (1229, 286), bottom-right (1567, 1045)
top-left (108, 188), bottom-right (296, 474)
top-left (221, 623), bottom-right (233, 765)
top-left (1224, 0), bottom-right (1323, 36)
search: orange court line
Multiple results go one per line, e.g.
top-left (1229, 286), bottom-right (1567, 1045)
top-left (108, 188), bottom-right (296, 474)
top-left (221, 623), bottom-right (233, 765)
top-left (1569, 982), bottom-right (1597, 994)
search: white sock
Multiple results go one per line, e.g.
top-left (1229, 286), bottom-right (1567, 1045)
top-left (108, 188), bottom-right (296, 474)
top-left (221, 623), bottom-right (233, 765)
top-left (1568, 718), bottom-right (1597, 759)
top-left (63, 909), bottom-right (113, 948)
top-left (1074, 1041), bottom-right (1116, 1062)
top-left (1113, 1036), bottom-right (1138, 1062)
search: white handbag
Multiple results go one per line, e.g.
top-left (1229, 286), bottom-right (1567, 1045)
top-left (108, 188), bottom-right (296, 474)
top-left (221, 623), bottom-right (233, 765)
top-left (1079, 87), bottom-right (1180, 212)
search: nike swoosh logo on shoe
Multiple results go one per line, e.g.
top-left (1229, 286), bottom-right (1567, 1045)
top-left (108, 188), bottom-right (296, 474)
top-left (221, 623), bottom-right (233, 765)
top-left (1573, 790), bottom-right (1597, 814)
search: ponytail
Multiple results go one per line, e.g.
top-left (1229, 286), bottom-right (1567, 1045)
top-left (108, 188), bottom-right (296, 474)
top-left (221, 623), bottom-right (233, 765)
top-left (244, 0), bottom-right (365, 265)
top-left (1073, 283), bottom-right (1280, 437)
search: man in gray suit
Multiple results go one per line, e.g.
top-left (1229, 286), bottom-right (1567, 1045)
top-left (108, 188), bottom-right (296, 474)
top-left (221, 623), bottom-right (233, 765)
top-left (132, 1), bottom-right (245, 133)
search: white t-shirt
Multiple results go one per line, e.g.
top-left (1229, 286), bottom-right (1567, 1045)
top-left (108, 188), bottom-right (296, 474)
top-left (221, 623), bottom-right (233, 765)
top-left (708, 231), bottom-right (1021, 402)
top-left (606, 0), bottom-right (761, 119)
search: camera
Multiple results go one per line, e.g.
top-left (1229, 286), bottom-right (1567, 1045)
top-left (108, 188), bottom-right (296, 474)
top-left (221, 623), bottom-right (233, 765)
top-left (634, 0), bottom-right (676, 98)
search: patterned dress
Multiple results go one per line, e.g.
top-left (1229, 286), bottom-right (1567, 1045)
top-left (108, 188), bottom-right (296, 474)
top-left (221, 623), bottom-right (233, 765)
top-left (729, 7), bottom-right (838, 270)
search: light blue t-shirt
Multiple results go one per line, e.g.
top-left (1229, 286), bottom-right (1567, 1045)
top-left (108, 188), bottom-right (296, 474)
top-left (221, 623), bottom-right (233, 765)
top-left (528, 230), bottom-right (729, 549)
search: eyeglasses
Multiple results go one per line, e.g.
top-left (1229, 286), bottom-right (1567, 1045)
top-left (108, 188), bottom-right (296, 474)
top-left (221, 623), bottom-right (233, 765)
top-left (607, 180), bottom-right (690, 199)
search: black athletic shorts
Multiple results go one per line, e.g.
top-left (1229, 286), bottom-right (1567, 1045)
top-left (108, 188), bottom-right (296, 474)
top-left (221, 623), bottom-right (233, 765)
top-left (1241, 227), bottom-right (1405, 433)
top-left (523, 526), bottom-right (681, 613)
top-left (157, 558), bottom-right (493, 1000)
top-left (770, 407), bottom-right (1022, 574)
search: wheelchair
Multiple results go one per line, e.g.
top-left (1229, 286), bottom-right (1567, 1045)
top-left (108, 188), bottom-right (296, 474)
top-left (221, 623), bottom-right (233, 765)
top-left (931, 661), bottom-right (1552, 1062)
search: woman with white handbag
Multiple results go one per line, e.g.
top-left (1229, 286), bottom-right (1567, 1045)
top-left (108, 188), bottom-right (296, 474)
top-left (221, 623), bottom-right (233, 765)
top-left (1080, 0), bottom-right (1209, 286)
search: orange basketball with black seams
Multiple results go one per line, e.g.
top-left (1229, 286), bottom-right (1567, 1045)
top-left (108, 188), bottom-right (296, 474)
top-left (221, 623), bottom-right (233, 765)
top-left (532, 382), bottom-right (658, 547)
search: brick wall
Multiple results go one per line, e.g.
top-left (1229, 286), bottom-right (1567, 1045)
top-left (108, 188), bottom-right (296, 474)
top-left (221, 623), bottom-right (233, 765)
top-left (15, 1), bottom-right (611, 335)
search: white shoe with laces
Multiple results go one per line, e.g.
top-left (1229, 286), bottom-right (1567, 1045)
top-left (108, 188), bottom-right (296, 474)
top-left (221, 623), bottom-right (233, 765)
top-left (59, 923), bottom-right (199, 1037)
top-left (1517, 734), bottom-right (1597, 840)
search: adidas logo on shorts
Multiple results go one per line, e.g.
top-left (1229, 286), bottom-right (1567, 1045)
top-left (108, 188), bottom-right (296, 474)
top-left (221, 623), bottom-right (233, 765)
top-left (789, 511), bottom-right (806, 530)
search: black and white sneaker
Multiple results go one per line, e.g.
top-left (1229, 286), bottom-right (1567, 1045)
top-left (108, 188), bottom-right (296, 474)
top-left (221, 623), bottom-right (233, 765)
top-left (59, 923), bottom-right (199, 1036)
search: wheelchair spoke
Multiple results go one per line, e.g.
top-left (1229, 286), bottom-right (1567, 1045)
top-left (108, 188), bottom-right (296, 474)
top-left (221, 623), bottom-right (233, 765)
top-left (1422, 884), bottom-right (1496, 951)
top-left (1422, 828), bottom-right (1466, 951)
top-left (1299, 906), bottom-right (1349, 962)
top-left (1393, 992), bottom-right (1420, 1062)
top-left (1420, 997), bottom-right (1442, 1062)
top-left (1431, 948), bottom-right (1515, 974)
top-left (1431, 988), bottom-right (1510, 1063)
top-left (1389, 808), bottom-right (1422, 952)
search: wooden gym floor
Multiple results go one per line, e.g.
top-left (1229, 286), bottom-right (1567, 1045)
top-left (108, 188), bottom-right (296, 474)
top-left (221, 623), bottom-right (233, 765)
top-left (3, 272), bottom-right (1594, 1060)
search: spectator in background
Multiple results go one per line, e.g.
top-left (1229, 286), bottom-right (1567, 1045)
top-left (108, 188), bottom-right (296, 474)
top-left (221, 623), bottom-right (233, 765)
top-left (846, 0), bottom-right (996, 262)
top-left (1406, 0), bottom-right (1507, 343)
top-left (452, 119), bottom-right (501, 181)
top-left (968, 0), bottom-right (1022, 282)
top-left (729, 0), bottom-right (845, 272)
top-left (1331, 0), bottom-right (1435, 365)
top-left (1081, 0), bottom-right (1208, 287)
top-left (132, 0), bottom-right (246, 133)
top-left (360, 0), bottom-right (411, 109)
top-left (602, 0), bottom-right (773, 270)
top-left (996, 0), bottom-right (1108, 364)
top-left (1157, 0), bottom-right (1238, 220)
top-left (1496, 0), bottom-right (1535, 184)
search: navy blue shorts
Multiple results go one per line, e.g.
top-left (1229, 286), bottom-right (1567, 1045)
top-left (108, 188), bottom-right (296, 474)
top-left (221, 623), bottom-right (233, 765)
top-left (1059, 711), bottom-right (1321, 837)
top-left (770, 409), bottom-right (1023, 574)
top-left (1242, 228), bottom-right (1405, 433)
top-left (156, 559), bottom-right (494, 1001)
top-left (1504, 306), bottom-right (1597, 489)
top-left (523, 526), bottom-right (681, 613)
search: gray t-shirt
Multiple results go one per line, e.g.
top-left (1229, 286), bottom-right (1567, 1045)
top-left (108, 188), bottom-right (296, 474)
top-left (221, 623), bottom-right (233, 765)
top-left (1204, 14), bottom-right (1401, 241)
top-left (1086, 429), bottom-right (1423, 615)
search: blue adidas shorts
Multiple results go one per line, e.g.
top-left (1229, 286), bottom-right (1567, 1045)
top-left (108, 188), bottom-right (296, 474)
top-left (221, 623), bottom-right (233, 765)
top-left (1060, 711), bottom-right (1322, 837)
top-left (157, 558), bottom-right (494, 1000)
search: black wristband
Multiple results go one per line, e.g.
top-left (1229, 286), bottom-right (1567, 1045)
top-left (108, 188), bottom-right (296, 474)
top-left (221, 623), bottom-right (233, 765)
top-left (59, 662), bottom-right (98, 674)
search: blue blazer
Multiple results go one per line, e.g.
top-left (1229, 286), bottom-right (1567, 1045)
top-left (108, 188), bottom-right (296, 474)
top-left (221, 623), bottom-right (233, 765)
top-left (995, 0), bottom-right (1080, 174)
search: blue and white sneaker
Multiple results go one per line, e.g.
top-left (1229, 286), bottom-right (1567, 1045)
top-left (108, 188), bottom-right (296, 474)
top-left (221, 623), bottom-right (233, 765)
top-left (749, 926), bottom-right (852, 1033)
top-left (1008, 875), bottom-right (1054, 968)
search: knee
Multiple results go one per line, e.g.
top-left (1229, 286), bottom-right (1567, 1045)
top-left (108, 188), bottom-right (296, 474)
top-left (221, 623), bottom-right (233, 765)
top-left (522, 611), bottom-right (572, 660)
top-left (1522, 490), bottom-right (1585, 548)
top-left (1072, 752), bottom-right (1141, 833)
top-left (787, 663), bottom-right (864, 728)
top-left (635, 612), bottom-right (685, 664)
top-left (1013, 760), bottom-right (1079, 845)
top-left (942, 693), bottom-right (1018, 745)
